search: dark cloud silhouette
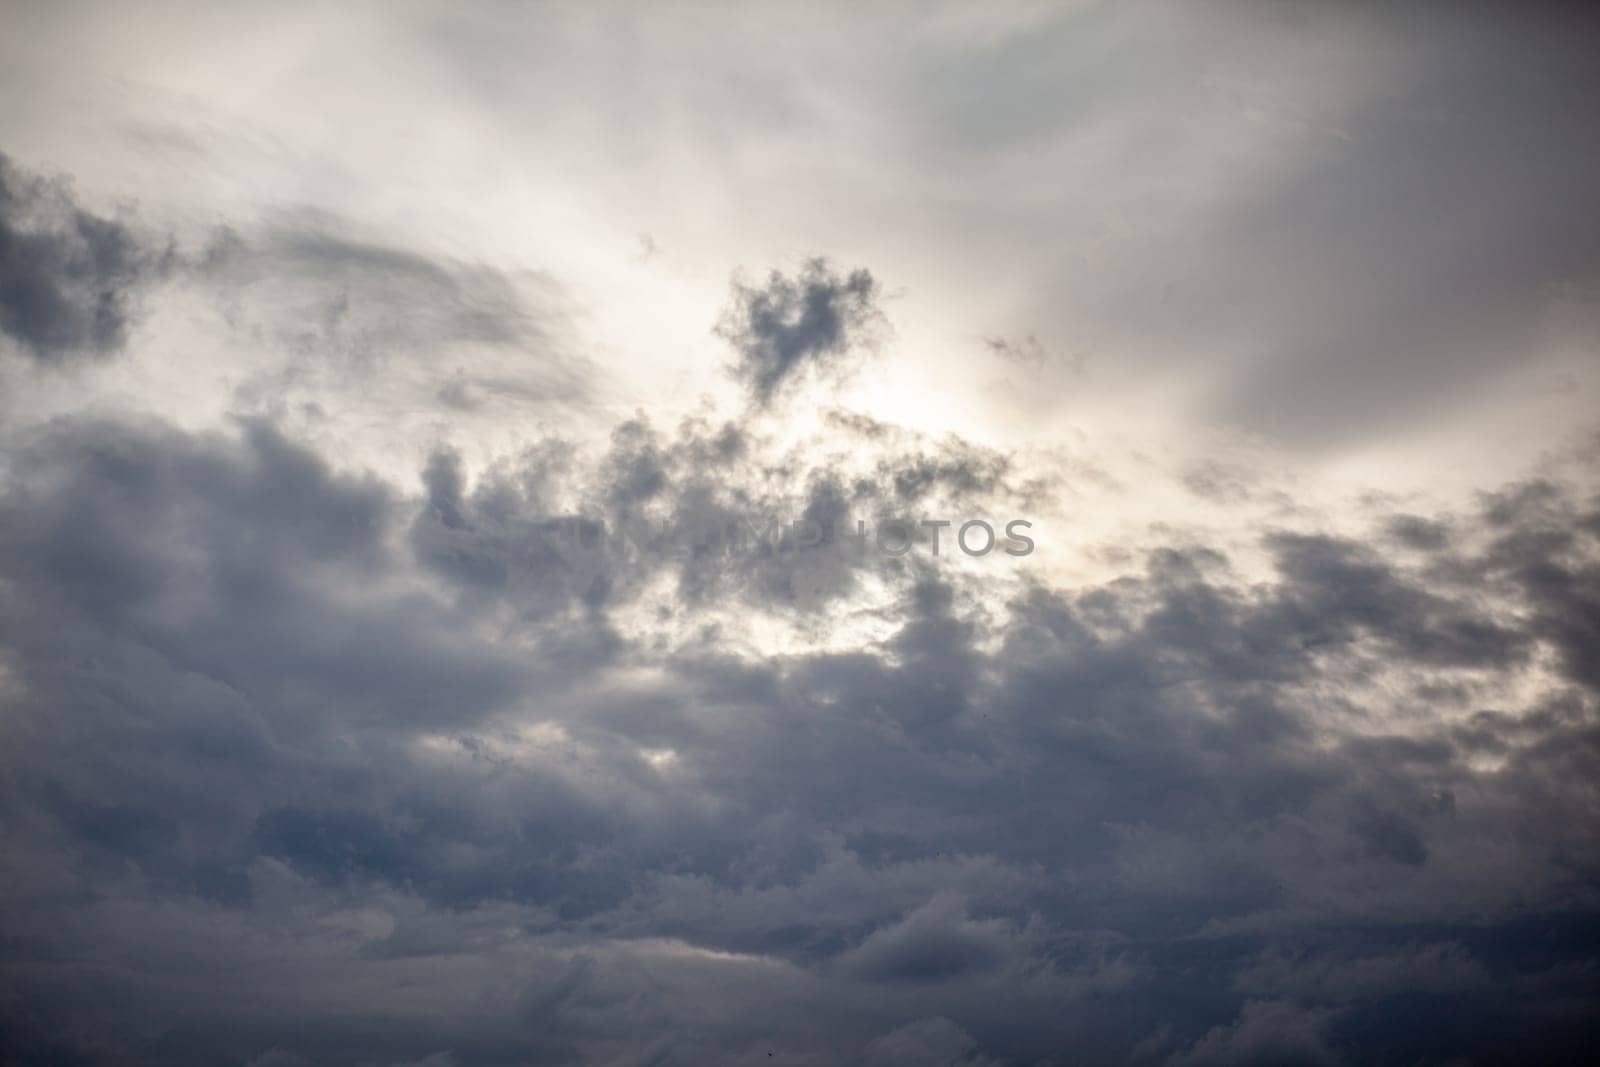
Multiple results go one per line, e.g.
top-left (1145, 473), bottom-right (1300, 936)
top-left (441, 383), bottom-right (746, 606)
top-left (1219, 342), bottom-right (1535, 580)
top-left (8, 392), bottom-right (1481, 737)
top-left (0, 151), bottom-right (167, 362)
top-left (717, 258), bottom-right (884, 406)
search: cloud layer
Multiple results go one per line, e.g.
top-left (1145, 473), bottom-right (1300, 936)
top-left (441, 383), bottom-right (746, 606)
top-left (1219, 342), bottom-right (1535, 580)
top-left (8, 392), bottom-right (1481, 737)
top-left (1, 3), bottom-right (1599, 1064)
top-left (2, 371), bottom-right (1597, 1063)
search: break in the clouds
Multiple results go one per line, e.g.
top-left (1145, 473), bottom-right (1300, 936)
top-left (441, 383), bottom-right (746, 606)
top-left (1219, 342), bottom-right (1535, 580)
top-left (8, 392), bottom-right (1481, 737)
top-left (2, 3), bottom-right (1599, 1065)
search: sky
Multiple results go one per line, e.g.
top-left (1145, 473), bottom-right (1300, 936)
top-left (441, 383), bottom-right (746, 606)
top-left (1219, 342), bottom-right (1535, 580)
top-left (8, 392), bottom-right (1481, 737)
top-left (1, 2), bottom-right (1598, 1064)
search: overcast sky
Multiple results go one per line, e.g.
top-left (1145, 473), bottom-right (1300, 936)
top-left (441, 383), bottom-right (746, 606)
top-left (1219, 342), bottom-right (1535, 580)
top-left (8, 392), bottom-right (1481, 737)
top-left (2, 3), bottom-right (1599, 1065)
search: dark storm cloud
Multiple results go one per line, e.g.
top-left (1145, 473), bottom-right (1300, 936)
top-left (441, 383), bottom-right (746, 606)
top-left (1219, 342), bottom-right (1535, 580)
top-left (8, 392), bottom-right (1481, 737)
top-left (0, 151), bottom-right (169, 362)
top-left (717, 257), bottom-right (885, 406)
top-left (3, 400), bottom-right (1599, 1064)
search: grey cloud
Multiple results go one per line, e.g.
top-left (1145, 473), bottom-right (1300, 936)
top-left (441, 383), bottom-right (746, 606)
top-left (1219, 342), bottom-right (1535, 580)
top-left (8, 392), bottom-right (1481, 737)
top-left (717, 258), bottom-right (884, 406)
top-left (409, 441), bottom-right (614, 616)
top-left (0, 151), bottom-right (169, 363)
top-left (0, 415), bottom-right (535, 895)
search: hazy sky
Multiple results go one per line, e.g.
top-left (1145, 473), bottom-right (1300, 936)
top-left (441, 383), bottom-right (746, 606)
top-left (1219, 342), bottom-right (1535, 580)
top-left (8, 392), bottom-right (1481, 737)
top-left (2, 3), bottom-right (1598, 1065)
